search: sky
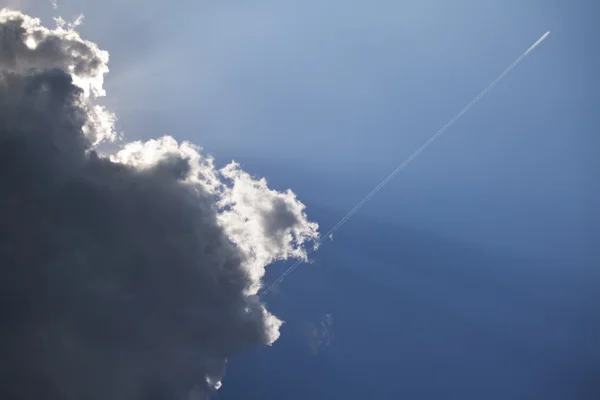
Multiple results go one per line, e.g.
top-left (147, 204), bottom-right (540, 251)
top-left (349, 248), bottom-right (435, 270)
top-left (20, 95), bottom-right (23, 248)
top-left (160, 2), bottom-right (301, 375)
top-left (22, 0), bottom-right (594, 261)
top-left (3, 0), bottom-right (599, 399)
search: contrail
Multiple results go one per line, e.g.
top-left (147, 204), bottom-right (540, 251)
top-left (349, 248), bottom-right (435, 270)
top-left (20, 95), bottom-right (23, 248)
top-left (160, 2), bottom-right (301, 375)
top-left (259, 31), bottom-right (551, 298)
top-left (524, 31), bottom-right (550, 55)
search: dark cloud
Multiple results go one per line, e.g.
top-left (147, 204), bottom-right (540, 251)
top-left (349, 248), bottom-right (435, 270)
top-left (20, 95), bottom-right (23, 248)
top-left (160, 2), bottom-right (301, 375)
top-left (0, 9), bottom-right (318, 400)
top-left (263, 197), bottom-right (301, 244)
top-left (0, 66), bottom-right (259, 400)
top-left (0, 10), bottom-right (107, 94)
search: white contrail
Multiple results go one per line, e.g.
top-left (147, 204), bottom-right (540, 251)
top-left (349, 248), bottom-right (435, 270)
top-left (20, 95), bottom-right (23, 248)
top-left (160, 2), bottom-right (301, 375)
top-left (524, 31), bottom-right (550, 55)
top-left (259, 31), bottom-right (551, 299)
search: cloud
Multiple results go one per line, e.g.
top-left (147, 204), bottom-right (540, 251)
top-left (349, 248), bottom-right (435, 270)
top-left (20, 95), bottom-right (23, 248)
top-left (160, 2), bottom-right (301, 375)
top-left (218, 162), bottom-right (319, 293)
top-left (0, 9), bottom-right (115, 144)
top-left (0, 9), bottom-right (318, 400)
top-left (306, 313), bottom-right (334, 356)
top-left (0, 10), bottom-right (106, 96)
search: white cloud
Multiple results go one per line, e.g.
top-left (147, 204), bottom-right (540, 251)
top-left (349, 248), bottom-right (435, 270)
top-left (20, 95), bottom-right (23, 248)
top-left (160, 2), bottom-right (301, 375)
top-left (218, 162), bottom-right (319, 293)
top-left (113, 138), bottom-right (320, 296)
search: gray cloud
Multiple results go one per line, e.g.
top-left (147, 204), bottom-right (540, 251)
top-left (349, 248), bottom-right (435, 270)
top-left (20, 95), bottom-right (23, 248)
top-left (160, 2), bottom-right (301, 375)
top-left (1, 9), bottom-right (116, 144)
top-left (0, 10), bottom-right (106, 95)
top-left (0, 9), bottom-right (318, 400)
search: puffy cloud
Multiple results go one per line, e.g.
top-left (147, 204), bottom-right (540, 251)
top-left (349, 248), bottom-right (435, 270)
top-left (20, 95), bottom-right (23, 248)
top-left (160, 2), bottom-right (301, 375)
top-left (0, 9), bottom-right (317, 400)
top-left (218, 162), bottom-right (319, 293)
top-left (0, 9), bottom-right (106, 96)
top-left (0, 9), bottom-right (117, 144)
top-left (112, 138), bottom-right (319, 297)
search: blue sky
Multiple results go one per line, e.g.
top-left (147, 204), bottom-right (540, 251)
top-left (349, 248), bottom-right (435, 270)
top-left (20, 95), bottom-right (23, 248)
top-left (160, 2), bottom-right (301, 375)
top-left (46, 0), bottom-right (594, 262)
top-left (19, 0), bottom-right (599, 398)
